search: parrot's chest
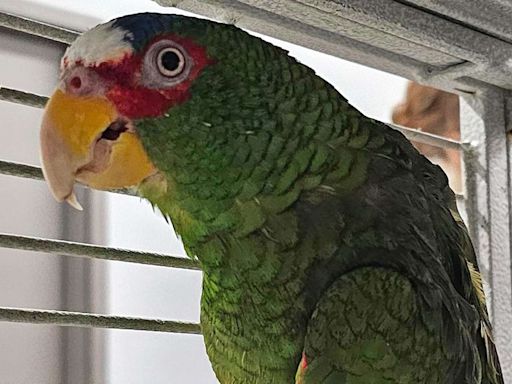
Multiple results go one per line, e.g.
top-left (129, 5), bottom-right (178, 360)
top-left (199, 269), bottom-right (310, 383)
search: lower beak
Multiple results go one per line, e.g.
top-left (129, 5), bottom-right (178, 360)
top-left (40, 89), bottom-right (155, 209)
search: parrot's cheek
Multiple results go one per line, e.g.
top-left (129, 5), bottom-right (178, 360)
top-left (40, 89), bottom-right (156, 209)
top-left (75, 130), bottom-right (157, 191)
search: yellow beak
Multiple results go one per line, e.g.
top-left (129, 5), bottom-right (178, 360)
top-left (40, 89), bottom-right (156, 209)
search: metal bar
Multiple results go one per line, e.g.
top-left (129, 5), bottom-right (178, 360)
top-left (0, 306), bottom-right (201, 334)
top-left (171, 0), bottom-right (512, 92)
top-left (401, 0), bottom-right (512, 44)
top-left (484, 90), bottom-right (512, 382)
top-left (386, 123), bottom-right (465, 151)
top-left (0, 233), bottom-right (200, 270)
top-left (0, 160), bottom-right (43, 181)
top-left (460, 90), bottom-right (512, 382)
top-left (0, 159), bottom-right (136, 196)
top-left (238, 0), bottom-right (457, 66)
top-left (291, 0), bottom-right (509, 65)
top-left (170, 0), bottom-right (472, 94)
top-left (423, 62), bottom-right (481, 82)
top-left (0, 87), bottom-right (47, 108)
top-left (0, 12), bottom-right (77, 44)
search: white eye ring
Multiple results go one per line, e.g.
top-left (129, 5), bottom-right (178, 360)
top-left (156, 47), bottom-right (186, 77)
top-left (141, 40), bottom-right (192, 88)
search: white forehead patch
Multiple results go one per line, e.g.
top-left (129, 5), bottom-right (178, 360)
top-left (63, 20), bottom-right (135, 68)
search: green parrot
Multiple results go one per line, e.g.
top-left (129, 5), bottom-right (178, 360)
top-left (39, 13), bottom-right (503, 384)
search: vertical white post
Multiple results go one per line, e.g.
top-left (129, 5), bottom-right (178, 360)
top-left (59, 188), bottom-right (107, 384)
top-left (460, 88), bottom-right (512, 382)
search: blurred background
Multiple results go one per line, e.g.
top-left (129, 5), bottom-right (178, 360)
top-left (0, 1), bottom-right (460, 383)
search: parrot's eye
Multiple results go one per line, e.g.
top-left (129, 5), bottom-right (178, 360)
top-left (157, 48), bottom-right (185, 77)
top-left (142, 40), bottom-right (192, 88)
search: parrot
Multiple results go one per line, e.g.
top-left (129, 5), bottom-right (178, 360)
top-left (39, 12), bottom-right (503, 384)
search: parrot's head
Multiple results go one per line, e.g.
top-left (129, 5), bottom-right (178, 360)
top-left (40, 11), bottom-right (325, 250)
top-left (40, 13), bottom-right (250, 209)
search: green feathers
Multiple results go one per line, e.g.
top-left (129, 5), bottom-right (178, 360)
top-left (132, 15), bottom-right (501, 384)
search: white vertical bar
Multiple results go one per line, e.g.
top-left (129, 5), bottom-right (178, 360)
top-left (59, 188), bottom-right (107, 384)
top-left (460, 89), bottom-right (512, 382)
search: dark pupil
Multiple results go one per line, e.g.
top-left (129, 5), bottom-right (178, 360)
top-left (161, 50), bottom-right (181, 73)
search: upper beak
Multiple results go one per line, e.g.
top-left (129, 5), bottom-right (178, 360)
top-left (40, 89), bottom-right (156, 209)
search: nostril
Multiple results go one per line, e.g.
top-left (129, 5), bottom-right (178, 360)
top-left (70, 76), bottom-right (82, 89)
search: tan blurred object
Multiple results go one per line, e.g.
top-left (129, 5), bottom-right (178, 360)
top-left (392, 82), bottom-right (461, 192)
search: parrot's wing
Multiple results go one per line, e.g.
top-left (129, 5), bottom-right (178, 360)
top-left (296, 267), bottom-right (486, 384)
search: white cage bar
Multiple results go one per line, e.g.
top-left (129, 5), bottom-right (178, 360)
top-left (1, 1), bottom-right (512, 382)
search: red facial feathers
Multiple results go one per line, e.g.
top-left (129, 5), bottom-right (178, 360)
top-left (89, 35), bottom-right (213, 119)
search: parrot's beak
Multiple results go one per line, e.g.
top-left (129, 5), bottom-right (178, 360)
top-left (40, 89), bottom-right (156, 209)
